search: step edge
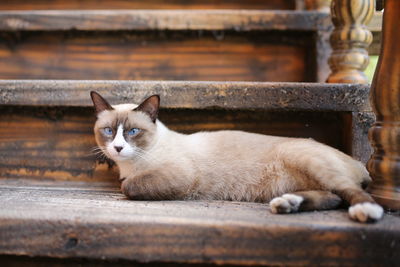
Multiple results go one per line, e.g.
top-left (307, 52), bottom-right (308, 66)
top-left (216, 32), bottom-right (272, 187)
top-left (0, 80), bottom-right (371, 112)
top-left (0, 10), bottom-right (331, 31)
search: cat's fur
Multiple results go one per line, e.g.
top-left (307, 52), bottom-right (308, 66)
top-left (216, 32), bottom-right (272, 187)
top-left (90, 91), bottom-right (383, 223)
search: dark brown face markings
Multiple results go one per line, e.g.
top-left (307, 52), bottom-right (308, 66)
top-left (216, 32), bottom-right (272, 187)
top-left (90, 91), bottom-right (113, 115)
top-left (94, 105), bottom-right (158, 159)
top-left (114, 116), bottom-right (128, 130)
top-left (135, 95), bottom-right (160, 123)
top-left (96, 127), bottom-right (114, 147)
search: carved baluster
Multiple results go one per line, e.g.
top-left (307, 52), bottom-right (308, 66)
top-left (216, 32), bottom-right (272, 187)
top-left (367, 0), bottom-right (400, 210)
top-left (305, 0), bottom-right (331, 12)
top-left (327, 0), bottom-right (374, 83)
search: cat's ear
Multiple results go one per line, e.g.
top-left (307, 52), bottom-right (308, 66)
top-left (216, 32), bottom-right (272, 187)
top-left (90, 91), bottom-right (113, 115)
top-left (135, 95), bottom-right (160, 123)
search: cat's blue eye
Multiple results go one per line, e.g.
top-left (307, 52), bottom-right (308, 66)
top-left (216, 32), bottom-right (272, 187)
top-left (103, 127), bottom-right (113, 136)
top-left (128, 128), bottom-right (140, 136)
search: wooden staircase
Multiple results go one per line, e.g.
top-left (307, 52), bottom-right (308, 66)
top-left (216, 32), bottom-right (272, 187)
top-left (0, 1), bottom-right (331, 82)
top-left (1, 1), bottom-right (399, 266)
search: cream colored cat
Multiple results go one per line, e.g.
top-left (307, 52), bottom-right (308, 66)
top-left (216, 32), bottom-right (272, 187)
top-left (90, 91), bottom-right (383, 223)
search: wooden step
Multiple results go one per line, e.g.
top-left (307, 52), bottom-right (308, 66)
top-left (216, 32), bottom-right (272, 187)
top-left (0, 80), bottom-right (367, 110)
top-left (0, 80), bottom-right (372, 184)
top-left (1, 178), bottom-right (399, 266)
top-left (0, 0), bottom-right (298, 11)
top-left (0, 80), bottom-right (391, 265)
top-left (0, 10), bottom-right (330, 31)
top-left (0, 10), bottom-right (331, 82)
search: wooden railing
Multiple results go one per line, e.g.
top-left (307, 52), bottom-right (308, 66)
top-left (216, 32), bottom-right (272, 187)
top-left (367, 0), bottom-right (400, 210)
top-left (323, 0), bottom-right (400, 210)
top-left (327, 0), bottom-right (374, 84)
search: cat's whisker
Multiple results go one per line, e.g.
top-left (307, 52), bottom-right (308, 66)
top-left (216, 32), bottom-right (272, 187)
top-left (133, 148), bottom-right (155, 161)
top-left (133, 149), bottom-right (181, 178)
top-left (85, 150), bottom-right (103, 156)
top-left (134, 148), bottom-right (154, 160)
top-left (87, 146), bottom-right (109, 158)
top-left (86, 152), bottom-right (106, 158)
top-left (90, 146), bottom-right (104, 152)
top-left (132, 151), bottom-right (153, 164)
top-left (134, 147), bottom-right (161, 164)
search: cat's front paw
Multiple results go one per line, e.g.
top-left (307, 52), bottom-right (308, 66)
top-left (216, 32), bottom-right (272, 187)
top-left (348, 202), bottom-right (383, 223)
top-left (270, 194), bottom-right (304, 214)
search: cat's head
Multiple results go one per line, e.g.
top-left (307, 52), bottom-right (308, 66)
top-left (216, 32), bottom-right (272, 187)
top-left (90, 91), bottom-right (160, 162)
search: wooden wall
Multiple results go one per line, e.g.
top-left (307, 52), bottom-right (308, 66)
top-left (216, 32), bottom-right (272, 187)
top-left (0, 31), bottom-right (314, 81)
top-left (0, 106), bottom-right (345, 182)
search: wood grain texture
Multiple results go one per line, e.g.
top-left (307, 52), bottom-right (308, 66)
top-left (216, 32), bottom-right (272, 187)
top-left (0, 106), bottom-right (346, 182)
top-left (0, 107), bottom-right (112, 182)
top-left (0, 31), bottom-right (312, 82)
top-left (0, 81), bottom-right (372, 182)
top-left (0, 80), bottom-right (371, 111)
top-left (315, 30), bottom-right (332, 82)
top-left (327, 0), bottom-right (374, 84)
top-left (343, 111), bottom-right (375, 163)
top-left (0, 0), bottom-right (296, 10)
top-left (1, 255), bottom-right (224, 267)
top-left (0, 10), bottom-right (331, 31)
top-left (367, 0), bottom-right (400, 210)
top-left (0, 180), bottom-right (399, 266)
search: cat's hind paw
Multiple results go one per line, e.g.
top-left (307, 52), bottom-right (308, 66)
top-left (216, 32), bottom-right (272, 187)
top-left (270, 194), bottom-right (304, 214)
top-left (348, 202), bottom-right (384, 223)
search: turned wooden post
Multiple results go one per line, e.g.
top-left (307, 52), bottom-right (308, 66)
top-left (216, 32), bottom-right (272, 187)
top-left (367, 0), bottom-right (400, 210)
top-left (327, 0), bottom-right (374, 83)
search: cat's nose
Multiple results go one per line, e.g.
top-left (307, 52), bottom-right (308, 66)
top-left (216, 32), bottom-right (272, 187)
top-left (114, 146), bottom-right (123, 153)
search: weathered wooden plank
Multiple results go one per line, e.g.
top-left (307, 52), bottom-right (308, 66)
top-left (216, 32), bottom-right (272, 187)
top-left (343, 112), bottom-right (375, 163)
top-left (0, 80), bottom-right (371, 112)
top-left (0, 31), bottom-right (311, 82)
top-left (0, 255), bottom-right (221, 267)
top-left (0, 180), bottom-right (399, 265)
top-left (0, 106), bottom-right (346, 182)
top-left (0, 10), bottom-right (331, 31)
top-left (315, 30), bottom-right (332, 82)
top-left (0, 0), bottom-right (297, 11)
top-left (0, 107), bottom-right (112, 182)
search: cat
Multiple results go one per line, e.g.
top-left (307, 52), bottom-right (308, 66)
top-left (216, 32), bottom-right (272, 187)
top-left (90, 91), bottom-right (384, 223)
